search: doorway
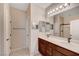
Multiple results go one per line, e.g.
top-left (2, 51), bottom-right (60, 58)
top-left (10, 7), bottom-right (30, 56)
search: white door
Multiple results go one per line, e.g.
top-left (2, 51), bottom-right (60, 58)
top-left (4, 4), bottom-right (11, 56)
top-left (70, 20), bottom-right (79, 41)
top-left (11, 8), bottom-right (29, 52)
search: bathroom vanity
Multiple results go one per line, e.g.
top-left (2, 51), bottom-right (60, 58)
top-left (38, 36), bottom-right (79, 56)
top-left (37, 4), bottom-right (79, 56)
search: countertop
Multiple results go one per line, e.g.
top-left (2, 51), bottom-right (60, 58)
top-left (38, 33), bottom-right (79, 54)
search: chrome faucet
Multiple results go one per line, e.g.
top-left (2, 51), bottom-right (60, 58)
top-left (47, 34), bottom-right (51, 37)
top-left (68, 38), bottom-right (71, 43)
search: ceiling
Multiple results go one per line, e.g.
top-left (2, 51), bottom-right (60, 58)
top-left (34, 3), bottom-right (52, 9)
top-left (10, 3), bottom-right (52, 11)
top-left (10, 3), bottom-right (29, 11)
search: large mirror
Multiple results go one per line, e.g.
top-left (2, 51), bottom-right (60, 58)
top-left (38, 21), bottom-right (53, 33)
top-left (52, 6), bottom-right (79, 38)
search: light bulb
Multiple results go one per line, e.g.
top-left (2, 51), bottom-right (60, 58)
top-left (48, 12), bottom-right (50, 14)
top-left (64, 3), bottom-right (68, 6)
top-left (59, 5), bottom-right (63, 9)
top-left (50, 11), bottom-right (53, 13)
top-left (56, 8), bottom-right (58, 10)
top-left (53, 9), bottom-right (55, 12)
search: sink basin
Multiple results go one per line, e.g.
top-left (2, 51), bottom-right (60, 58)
top-left (48, 36), bottom-right (68, 43)
top-left (48, 36), bottom-right (79, 47)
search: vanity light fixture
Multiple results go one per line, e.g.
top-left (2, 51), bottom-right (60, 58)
top-left (64, 3), bottom-right (70, 7)
top-left (47, 3), bottom-right (70, 16)
top-left (59, 5), bottom-right (63, 9)
top-left (63, 3), bottom-right (70, 8)
top-left (48, 10), bottom-right (52, 14)
top-left (48, 12), bottom-right (50, 14)
top-left (64, 3), bottom-right (68, 7)
top-left (53, 9), bottom-right (55, 12)
top-left (56, 7), bottom-right (58, 10)
top-left (50, 10), bottom-right (53, 13)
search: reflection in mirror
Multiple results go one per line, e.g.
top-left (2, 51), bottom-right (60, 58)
top-left (53, 6), bottom-right (79, 38)
top-left (39, 21), bottom-right (46, 33)
top-left (38, 21), bottom-right (53, 33)
top-left (45, 22), bottom-right (52, 32)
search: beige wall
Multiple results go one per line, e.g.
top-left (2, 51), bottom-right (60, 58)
top-left (30, 3), bottom-right (45, 55)
top-left (0, 3), bottom-right (4, 56)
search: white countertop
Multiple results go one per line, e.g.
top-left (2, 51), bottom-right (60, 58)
top-left (39, 33), bottom-right (79, 54)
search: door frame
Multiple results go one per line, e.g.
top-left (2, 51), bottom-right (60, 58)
top-left (4, 3), bottom-right (11, 56)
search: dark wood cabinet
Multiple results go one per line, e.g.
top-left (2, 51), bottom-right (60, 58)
top-left (38, 38), bottom-right (47, 55)
top-left (38, 38), bottom-right (79, 56)
top-left (56, 45), bottom-right (79, 56)
top-left (46, 42), bottom-right (53, 56)
top-left (53, 50), bottom-right (64, 56)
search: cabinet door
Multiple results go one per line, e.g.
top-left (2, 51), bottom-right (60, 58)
top-left (46, 42), bottom-right (53, 56)
top-left (38, 38), bottom-right (79, 56)
top-left (56, 46), bottom-right (79, 56)
top-left (39, 43), bottom-right (46, 55)
top-left (38, 38), bottom-right (47, 55)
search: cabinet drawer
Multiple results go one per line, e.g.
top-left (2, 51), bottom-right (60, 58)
top-left (56, 46), bottom-right (79, 56)
top-left (46, 45), bottom-right (53, 56)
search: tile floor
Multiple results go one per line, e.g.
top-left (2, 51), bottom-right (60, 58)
top-left (10, 48), bottom-right (29, 56)
top-left (10, 48), bottom-right (42, 56)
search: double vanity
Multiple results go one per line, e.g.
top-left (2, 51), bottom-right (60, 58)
top-left (38, 34), bottom-right (79, 56)
top-left (38, 5), bottom-right (79, 56)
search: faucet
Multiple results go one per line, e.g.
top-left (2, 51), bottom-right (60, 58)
top-left (68, 38), bottom-right (71, 43)
top-left (47, 34), bottom-right (51, 37)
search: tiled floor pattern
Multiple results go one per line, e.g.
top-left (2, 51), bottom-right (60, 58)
top-left (10, 48), bottom-right (42, 56)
